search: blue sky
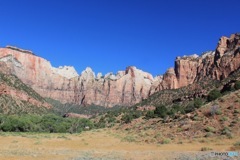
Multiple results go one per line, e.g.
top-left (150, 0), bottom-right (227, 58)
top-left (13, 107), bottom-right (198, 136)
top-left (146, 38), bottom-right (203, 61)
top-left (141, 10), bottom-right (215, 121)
top-left (0, 0), bottom-right (239, 76)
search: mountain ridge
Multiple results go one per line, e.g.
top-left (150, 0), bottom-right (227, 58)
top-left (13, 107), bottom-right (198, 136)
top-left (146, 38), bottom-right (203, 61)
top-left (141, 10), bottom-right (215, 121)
top-left (0, 33), bottom-right (239, 107)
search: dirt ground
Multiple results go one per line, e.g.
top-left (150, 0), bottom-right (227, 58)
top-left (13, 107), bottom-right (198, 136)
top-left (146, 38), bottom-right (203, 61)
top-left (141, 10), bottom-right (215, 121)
top-left (0, 129), bottom-right (239, 160)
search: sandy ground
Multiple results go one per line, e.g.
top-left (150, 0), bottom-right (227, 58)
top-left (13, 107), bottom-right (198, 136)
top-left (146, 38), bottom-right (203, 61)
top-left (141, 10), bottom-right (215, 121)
top-left (0, 129), bottom-right (239, 160)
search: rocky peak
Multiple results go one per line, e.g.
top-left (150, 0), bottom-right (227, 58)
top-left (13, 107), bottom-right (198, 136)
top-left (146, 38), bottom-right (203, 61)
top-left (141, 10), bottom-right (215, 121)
top-left (81, 67), bottom-right (95, 81)
top-left (125, 66), bottom-right (154, 81)
top-left (125, 66), bottom-right (136, 77)
top-left (52, 66), bottom-right (78, 79)
top-left (215, 34), bottom-right (240, 62)
top-left (200, 51), bottom-right (215, 59)
top-left (116, 71), bottom-right (125, 78)
top-left (104, 72), bottom-right (117, 80)
top-left (166, 67), bottom-right (176, 75)
top-left (96, 72), bottom-right (103, 80)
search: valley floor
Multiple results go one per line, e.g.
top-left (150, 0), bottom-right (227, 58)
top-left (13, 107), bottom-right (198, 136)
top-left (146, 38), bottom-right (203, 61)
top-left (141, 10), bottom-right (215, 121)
top-left (0, 129), bottom-right (239, 160)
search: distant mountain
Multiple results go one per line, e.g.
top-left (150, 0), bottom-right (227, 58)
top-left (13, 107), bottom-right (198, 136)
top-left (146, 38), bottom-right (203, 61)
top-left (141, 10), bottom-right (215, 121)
top-left (0, 33), bottom-right (239, 107)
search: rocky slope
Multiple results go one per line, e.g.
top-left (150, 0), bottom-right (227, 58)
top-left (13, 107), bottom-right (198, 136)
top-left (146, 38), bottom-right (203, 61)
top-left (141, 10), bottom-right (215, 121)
top-left (0, 33), bottom-right (239, 107)
top-left (0, 62), bottom-right (51, 114)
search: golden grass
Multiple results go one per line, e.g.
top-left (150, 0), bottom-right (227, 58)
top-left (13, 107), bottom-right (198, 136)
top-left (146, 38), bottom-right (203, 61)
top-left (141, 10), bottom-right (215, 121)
top-left (0, 129), bottom-right (239, 160)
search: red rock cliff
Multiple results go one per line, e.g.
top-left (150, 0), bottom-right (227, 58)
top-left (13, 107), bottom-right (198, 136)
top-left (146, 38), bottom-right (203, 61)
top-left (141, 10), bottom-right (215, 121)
top-left (153, 33), bottom-right (240, 92)
top-left (0, 33), bottom-right (239, 107)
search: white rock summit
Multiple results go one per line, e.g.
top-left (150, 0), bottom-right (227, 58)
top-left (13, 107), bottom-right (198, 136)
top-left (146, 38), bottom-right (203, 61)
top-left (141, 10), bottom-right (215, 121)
top-left (52, 66), bottom-right (78, 79)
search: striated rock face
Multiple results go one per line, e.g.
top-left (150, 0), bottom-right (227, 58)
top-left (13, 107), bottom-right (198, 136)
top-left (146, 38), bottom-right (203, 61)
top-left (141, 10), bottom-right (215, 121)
top-left (0, 82), bottom-right (51, 109)
top-left (0, 33), bottom-right (239, 107)
top-left (153, 33), bottom-right (240, 92)
top-left (0, 47), bottom-right (156, 107)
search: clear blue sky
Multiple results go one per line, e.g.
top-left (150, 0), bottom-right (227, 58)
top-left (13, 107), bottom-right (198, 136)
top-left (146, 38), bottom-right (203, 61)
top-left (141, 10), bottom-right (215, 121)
top-left (0, 0), bottom-right (239, 76)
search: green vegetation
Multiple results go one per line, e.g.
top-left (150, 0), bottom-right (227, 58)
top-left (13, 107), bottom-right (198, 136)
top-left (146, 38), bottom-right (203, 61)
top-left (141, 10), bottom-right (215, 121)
top-left (121, 110), bottom-right (142, 124)
top-left (46, 98), bottom-right (123, 116)
top-left (193, 98), bottom-right (203, 108)
top-left (160, 138), bottom-right (171, 144)
top-left (234, 81), bottom-right (240, 90)
top-left (221, 127), bottom-right (233, 138)
top-left (204, 126), bottom-right (215, 133)
top-left (0, 73), bottom-right (50, 115)
top-left (0, 95), bottom-right (49, 115)
top-left (0, 114), bottom-right (93, 133)
top-left (154, 105), bottom-right (168, 118)
top-left (0, 73), bottom-right (45, 102)
top-left (207, 89), bottom-right (222, 101)
top-left (145, 110), bottom-right (155, 119)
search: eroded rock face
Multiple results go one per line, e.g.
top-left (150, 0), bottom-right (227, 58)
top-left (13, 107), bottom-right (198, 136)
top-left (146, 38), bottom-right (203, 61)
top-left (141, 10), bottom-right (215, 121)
top-left (0, 83), bottom-right (51, 109)
top-left (0, 47), bottom-right (156, 107)
top-left (153, 33), bottom-right (240, 92)
top-left (0, 33), bottom-right (239, 107)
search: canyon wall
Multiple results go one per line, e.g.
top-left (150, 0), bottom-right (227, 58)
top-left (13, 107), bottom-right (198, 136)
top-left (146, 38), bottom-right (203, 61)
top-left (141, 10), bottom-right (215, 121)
top-left (0, 33), bottom-right (239, 107)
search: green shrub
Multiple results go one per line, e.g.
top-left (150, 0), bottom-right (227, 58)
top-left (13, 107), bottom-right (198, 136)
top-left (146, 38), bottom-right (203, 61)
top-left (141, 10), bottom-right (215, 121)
top-left (205, 132), bottom-right (214, 137)
top-left (184, 103), bottom-right (195, 113)
top-left (168, 105), bottom-right (183, 116)
top-left (220, 116), bottom-right (228, 121)
top-left (205, 126), bottom-right (215, 133)
top-left (208, 89), bottom-right (222, 101)
top-left (221, 127), bottom-right (233, 138)
top-left (160, 138), bottom-right (171, 144)
top-left (234, 81), bottom-right (240, 90)
top-left (0, 114), bottom-right (93, 133)
top-left (121, 114), bottom-right (133, 124)
top-left (194, 98), bottom-right (203, 108)
top-left (154, 105), bottom-right (167, 118)
top-left (145, 110), bottom-right (155, 119)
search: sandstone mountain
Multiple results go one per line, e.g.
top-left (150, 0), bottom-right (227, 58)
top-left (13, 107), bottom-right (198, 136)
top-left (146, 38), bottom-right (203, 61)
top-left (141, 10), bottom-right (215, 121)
top-left (0, 62), bottom-right (51, 114)
top-left (0, 33), bottom-right (239, 107)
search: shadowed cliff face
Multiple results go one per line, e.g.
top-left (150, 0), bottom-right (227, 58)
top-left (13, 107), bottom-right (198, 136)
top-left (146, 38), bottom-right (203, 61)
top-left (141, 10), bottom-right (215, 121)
top-left (0, 33), bottom-right (239, 107)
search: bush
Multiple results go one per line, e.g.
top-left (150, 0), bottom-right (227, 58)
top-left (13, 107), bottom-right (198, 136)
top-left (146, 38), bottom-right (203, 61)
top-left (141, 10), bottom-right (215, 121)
top-left (194, 98), bottom-right (203, 108)
top-left (121, 114), bottom-right (133, 124)
top-left (145, 110), bottom-right (155, 119)
top-left (168, 105), bottom-right (183, 116)
top-left (221, 127), bottom-right (233, 138)
top-left (220, 116), bottom-right (228, 121)
top-left (154, 105), bottom-right (167, 118)
top-left (184, 103), bottom-right (195, 113)
top-left (205, 126), bottom-right (215, 133)
top-left (0, 114), bottom-right (93, 133)
top-left (160, 138), bottom-right (171, 144)
top-left (234, 81), bottom-right (240, 90)
top-left (207, 89), bottom-right (222, 101)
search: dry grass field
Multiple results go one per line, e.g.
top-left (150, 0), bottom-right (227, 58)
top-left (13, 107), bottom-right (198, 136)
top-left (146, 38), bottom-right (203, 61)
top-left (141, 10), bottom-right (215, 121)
top-left (0, 129), bottom-right (239, 160)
